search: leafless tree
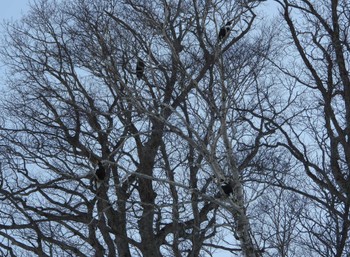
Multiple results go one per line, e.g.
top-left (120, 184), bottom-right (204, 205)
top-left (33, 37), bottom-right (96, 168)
top-left (0, 0), bottom-right (277, 256)
top-left (245, 0), bottom-right (350, 256)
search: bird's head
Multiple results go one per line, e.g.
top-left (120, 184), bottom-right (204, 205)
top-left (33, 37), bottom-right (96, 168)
top-left (219, 178), bottom-right (227, 184)
top-left (93, 159), bottom-right (103, 166)
top-left (213, 176), bottom-right (228, 184)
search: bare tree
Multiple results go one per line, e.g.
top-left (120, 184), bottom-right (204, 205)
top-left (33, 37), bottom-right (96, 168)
top-left (0, 0), bottom-right (277, 256)
top-left (245, 0), bottom-right (350, 256)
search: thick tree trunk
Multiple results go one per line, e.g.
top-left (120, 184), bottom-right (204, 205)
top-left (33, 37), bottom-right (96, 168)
top-left (137, 128), bottom-right (163, 257)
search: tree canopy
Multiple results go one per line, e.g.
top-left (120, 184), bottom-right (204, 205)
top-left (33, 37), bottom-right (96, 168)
top-left (0, 0), bottom-right (350, 256)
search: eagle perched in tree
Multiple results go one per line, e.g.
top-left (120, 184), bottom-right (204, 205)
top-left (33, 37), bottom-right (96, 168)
top-left (136, 57), bottom-right (145, 80)
top-left (214, 177), bottom-right (234, 199)
top-left (94, 161), bottom-right (106, 189)
top-left (218, 21), bottom-right (232, 41)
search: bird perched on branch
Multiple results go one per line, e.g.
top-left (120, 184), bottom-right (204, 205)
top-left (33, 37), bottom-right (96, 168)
top-left (220, 179), bottom-right (234, 198)
top-left (244, 0), bottom-right (267, 3)
top-left (95, 161), bottom-right (106, 189)
top-left (136, 57), bottom-right (145, 80)
top-left (218, 21), bottom-right (232, 42)
top-left (238, 0), bottom-right (267, 7)
top-left (214, 177), bottom-right (234, 199)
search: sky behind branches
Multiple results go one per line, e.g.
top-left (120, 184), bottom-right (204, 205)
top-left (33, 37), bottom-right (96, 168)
top-left (0, 1), bottom-right (30, 89)
top-left (0, 2), bottom-right (279, 256)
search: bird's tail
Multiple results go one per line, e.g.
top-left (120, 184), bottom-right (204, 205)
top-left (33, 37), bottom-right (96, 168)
top-left (96, 180), bottom-right (103, 189)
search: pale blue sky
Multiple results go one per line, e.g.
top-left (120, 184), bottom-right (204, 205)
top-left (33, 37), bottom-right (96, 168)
top-left (0, 2), bottom-right (277, 256)
top-left (0, 0), bottom-right (30, 21)
top-left (0, 1), bottom-right (30, 88)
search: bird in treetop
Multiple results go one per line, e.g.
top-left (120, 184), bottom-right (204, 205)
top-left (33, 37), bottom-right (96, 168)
top-left (95, 160), bottom-right (106, 189)
top-left (214, 177), bottom-right (234, 199)
top-left (136, 57), bottom-right (145, 80)
top-left (218, 21), bottom-right (233, 42)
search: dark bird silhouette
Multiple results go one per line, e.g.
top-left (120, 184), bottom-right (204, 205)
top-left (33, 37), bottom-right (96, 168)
top-left (218, 21), bottom-right (232, 41)
top-left (95, 161), bottom-right (106, 188)
top-left (136, 58), bottom-right (145, 80)
top-left (219, 178), bottom-right (234, 198)
top-left (238, 0), bottom-right (267, 5)
top-left (246, 0), bottom-right (267, 2)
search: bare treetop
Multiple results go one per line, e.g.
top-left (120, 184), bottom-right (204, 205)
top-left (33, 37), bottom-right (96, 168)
top-left (1, 0), bottom-right (348, 257)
